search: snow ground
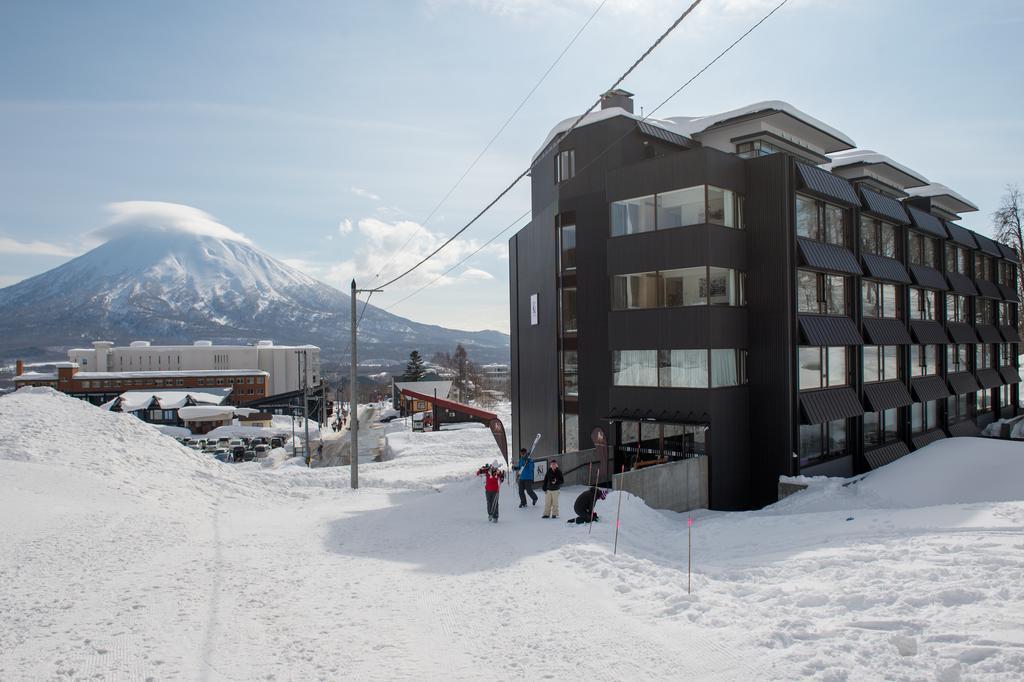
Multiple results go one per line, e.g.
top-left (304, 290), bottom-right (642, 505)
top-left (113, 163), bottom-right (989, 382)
top-left (1, 388), bottom-right (1023, 680)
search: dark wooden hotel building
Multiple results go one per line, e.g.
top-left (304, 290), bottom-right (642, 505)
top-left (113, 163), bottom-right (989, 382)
top-left (508, 91), bottom-right (1020, 510)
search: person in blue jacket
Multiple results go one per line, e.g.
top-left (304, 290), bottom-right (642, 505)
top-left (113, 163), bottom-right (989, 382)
top-left (514, 447), bottom-right (538, 508)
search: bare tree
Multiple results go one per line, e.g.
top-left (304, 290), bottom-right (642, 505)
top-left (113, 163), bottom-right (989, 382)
top-left (993, 184), bottom-right (1024, 335)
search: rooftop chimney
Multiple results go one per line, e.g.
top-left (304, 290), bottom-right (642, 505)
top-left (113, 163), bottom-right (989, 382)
top-left (600, 89), bottom-right (635, 114)
top-left (16, 360), bottom-right (23, 376)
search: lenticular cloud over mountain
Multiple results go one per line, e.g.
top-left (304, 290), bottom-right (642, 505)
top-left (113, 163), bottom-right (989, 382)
top-left (89, 200), bottom-right (253, 245)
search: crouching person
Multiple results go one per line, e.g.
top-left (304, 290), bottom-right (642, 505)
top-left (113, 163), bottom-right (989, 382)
top-left (569, 486), bottom-right (608, 524)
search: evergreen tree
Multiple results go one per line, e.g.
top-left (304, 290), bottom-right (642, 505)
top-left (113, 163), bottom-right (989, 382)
top-left (402, 350), bottom-right (427, 382)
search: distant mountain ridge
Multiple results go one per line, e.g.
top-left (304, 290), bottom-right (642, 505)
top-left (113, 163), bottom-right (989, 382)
top-left (0, 230), bottom-right (509, 363)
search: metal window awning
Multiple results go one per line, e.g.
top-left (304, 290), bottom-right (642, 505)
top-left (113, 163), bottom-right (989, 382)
top-left (976, 368), bottom-right (1003, 389)
top-left (862, 318), bottom-right (912, 345)
top-left (946, 371), bottom-right (981, 395)
top-left (976, 324), bottom-right (1002, 343)
top-left (636, 121), bottom-right (694, 149)
top-left (999, 366), bottom-right (1021, 385)
top-left (975, 279), bottom-right (1002, 299)
top-left (859, 186), bottom-right (910, 224)
top-left (912, 429), bottom-right (946, 450)
top-left (1000, 325), bottom-right (1021, 342)
top-left (974, 233), bottom-right (1003, 257)
top-left (799, 315), bottom-right (863, 345)
top-left (906, 205), bottom-right (947, 238)
top-left (948, 419), bottom-right (981, 437)
top-left (862, 253), bottom-right (911, 283)
top-left (909, 264), bottom-right (949, 291)
top-left (911, 375), bottom-right (950, 402)
top-left (863, 380), bottom-right (913, 411)
top-left (946, 272), bottom-right (978, 296)
top-left (998, 283), bottom-right (1019, 301)
top-left (864, 441), bottom-right (910, 470)
top-left (998, 242), bottom-right (1020, 262)
top-left (799, 387), bottom-right (864, 424)
top-left (797, 238), bottom-right (861, 275)
top-left (796, 161), bottom-right (859, 206)
top-left (946, 322), bottom-right (980, 344)
top-left (944, 221), bottom-right (978, 248)
top-left (909, 320), bottom-right (950, 344)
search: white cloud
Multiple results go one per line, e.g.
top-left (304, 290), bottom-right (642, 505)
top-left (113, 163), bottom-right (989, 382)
top-left (461, 267), bottom-right (494, 280)
top-left (350, 186), bottom-right (381, 201)
top-left (0, 235), bottom-right (79, 258)
top-left (89, 201), bottom-right (252, 245)
top-left (339, 218), bottom-right (353, 235)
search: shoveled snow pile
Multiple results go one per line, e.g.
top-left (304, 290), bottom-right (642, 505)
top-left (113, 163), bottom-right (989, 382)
top-left (1, 388), bottom-right (1023, 680)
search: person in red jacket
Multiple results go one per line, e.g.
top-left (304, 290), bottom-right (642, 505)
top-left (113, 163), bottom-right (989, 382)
top-left (476, 460), bottom-right (506, 523)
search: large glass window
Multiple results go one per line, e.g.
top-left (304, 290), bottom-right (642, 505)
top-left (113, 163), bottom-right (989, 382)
top-left (799, 346), bottom-right (848, 389)
top-left (618, 421), bottom-right (707, 463)
top-left (555, 149), bottom-right (575, 183)
top-left (706, 187), bottom-right (738, 228)
top-left (559, 224), bottom-right (576, 272)
top-left (562, 412), bottom-right (579, 453)
top-left (947, 393), bottom-right (970, 423)
top-left (998, 301), bottom-right (1015, 327)
top-left (862, 281), bottom-right (900, 319)
top-left (947, 344), bottom-right (970, 374)
top-left (909, 287), bottom-right (938, 321)
top-left (976, 298), bottom-right (995, 325)
top-left (999, 260), bottom-right (1017, 289)
top-left (947, 294), bottom-right (968, 323)
top-left (612, 350), bottom-right (658, 387)
top-left (797, 270), bottom-right (847, 315)
top-left (657, 187), bottom-right (705, 228)
top-left (736, 139), bottom-right (782, 158)
top-left (861, 216), bottom-right (899, 259)
top-left (910, 345), bottom-right (939, 377)
top-left (864, 408), bottom-right (900, 448)
top-left (946, 244), bottom-right (969, 274)
top-left (863, 345), bottom-right (900, 383)
top-left (612, 272), bottom-right (659, 310)
top-left (663, 267), bottom-right (707, 307)
top-left (610, 195), bottom-right (656, 236)
top-left (908, 232), bottom-right (939, 268)
top-left (977, 389), bottom-right (992, 414)
top-left (976, 344), bottom-right (993, 369)
top-left (658, 350), bottom-right (708, 388)
top-left (975, 253), bottom-right (993, 281)
top-left (561, 288), bottom-right (577, 334)
top-left (999, 342), bottom-right (1016, 366)
top-left (708, 267), bottom-right (745, 306)
top-left (799, 419), bottom-right (847, 467)
top-left (711, 349), bottom-right (746, 387)
top-left (910, 400), bottom-right (939, 434)
top-left (562, 350), bottom-right (578, 397)
top-left (796, 195), bottom-right (846, 247)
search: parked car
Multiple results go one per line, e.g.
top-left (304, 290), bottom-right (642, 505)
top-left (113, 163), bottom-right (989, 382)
top-left (238, 449), bottom-right (255, 462)
top-left (212, 449), bottom-right (233, 463)
top-left (231, 445), bottom-right (245, 458)
top-left (253, 444), bottom-right (271, 457)
top-left (270, 437), bottom-right (283, 449)
top-left (378, 415), bottom-right (397, 423)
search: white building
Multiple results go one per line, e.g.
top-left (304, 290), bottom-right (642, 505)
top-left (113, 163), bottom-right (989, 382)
top-left (68, 340), bottom-right (320, 396)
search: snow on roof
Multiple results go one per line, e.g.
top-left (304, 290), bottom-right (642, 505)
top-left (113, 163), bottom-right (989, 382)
top-left (533, 107), bottom-right (692, 161)
top-left (823, 149), bottom-right (929, 190)
top-left (664, 100), bottom-right (855, 151)
top-left (109, 389), bottom-right (233, 413)
top-left (16, 372), bottom-right (56, 381)
top-left (178, 405), bottom-right (237, 421)
top-left (907, 183), bottom-right (979, 214)
top-left (393, 380), bottom-right (453, 400)
top-left (71, 369), bottom-right (268, 380)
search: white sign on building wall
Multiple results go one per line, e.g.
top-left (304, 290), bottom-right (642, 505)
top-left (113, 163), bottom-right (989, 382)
top-left (530, 293), bottom-right (538, 326)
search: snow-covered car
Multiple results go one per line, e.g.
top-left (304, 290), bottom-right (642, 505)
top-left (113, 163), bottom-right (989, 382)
top-left (378, 415), bottom-right (398, 423)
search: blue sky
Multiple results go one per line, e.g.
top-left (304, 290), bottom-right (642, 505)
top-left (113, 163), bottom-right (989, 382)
top-left (1, 0), bottom-right (1022, 334)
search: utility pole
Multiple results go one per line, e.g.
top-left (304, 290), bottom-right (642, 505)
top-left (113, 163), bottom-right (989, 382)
top-left (301, 349), bottom-right (311, 467)
top-left (350, 279), bottom-right (382, 489)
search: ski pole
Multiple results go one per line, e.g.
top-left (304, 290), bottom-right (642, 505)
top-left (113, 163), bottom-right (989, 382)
top-left (613, 464), bottom-right (624, 555)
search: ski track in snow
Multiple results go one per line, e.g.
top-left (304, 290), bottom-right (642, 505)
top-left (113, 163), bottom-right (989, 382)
top-left (1, 388), bottom-right (1023, 680)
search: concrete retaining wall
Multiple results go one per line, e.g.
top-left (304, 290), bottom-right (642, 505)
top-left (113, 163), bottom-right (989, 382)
top-left (612, 457), bottom-right (708, 513)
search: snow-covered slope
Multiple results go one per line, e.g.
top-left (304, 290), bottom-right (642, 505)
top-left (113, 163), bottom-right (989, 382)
top-left (0, 229), bottom-right (508, 361)
top-left (2, 389), bottom-right (1023, 680)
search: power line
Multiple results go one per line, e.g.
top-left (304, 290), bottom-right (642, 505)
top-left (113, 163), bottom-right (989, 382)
top-left (374, 0), bottom-right (706, 292)
top-left (372, 0), bottom-right (609, 282)
top-left (377, 0), bottom-right (789, 310)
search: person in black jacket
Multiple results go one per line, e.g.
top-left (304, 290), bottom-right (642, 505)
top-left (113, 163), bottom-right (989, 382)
top-left (541, 459), bottom-right (564, 518)
top-left (568, 486), bottom-right (608, 524)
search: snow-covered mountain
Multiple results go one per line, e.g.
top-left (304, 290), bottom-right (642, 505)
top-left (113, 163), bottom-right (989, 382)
top-left (0, 230), bottom-right (509, 362)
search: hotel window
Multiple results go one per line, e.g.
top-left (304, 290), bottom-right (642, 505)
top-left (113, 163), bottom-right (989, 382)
top-left (562, 350), bottom-right (578, 397)
top-left (798, 346), bottom-right (848, 390)
top-left (999, 384), bottom-right (1012, 411)
top-left (860, 217), bottom-right (899, 259)
top-left (977, 390), bottom-right (992, 414)
top-left (947, 294), bottom-right (968, 323)
top-left (946, 244), bottom-right (968, 274)
top-left (612, 350), bottom-right (659, 387)
top-left (910, 400), bottom-right (939, 434)
top-left (863, 345), bottom-right (900, 383)
top-left (976, 344), bottom-right (994, 369)
top-left (661, 267), bottom-right (706, 307)
top-left (797, 270), bottom-right (847, 315)
top-left (862, 281), bottom-right (899, 319)
top-left (610, 195), bottom-right (656, 236)
top-left (947, 393), bottom-right (970, 423)
top-left (998, 301), bottom-right (1014, 326)
top-left (863, 408), bottom-right (900, 448)
top-left (611, 271), bottom-right (660, 309)
top-left (799, 419), bottom-right (847, 467)
top-left (947, 344), bottom-right (970, 373)
top-left (909, 345), bottom-right (939, 377)
top-left (976, 299), bottom-right (995, 325)
top-left (612, 185), bottom-right (744, 237)
top-left (614, 349), bottom-right (747, 389)
top-left (247, 377), bottom-right (254, 385)
top-left (612, 267), bottom-right (746, 310)
top-left (706, 187), bottom-right (740, 228)
top-left (559, 223), bottom-right (576, 272)
top-left (710, 349), bottom-right (746, 387)
top-left (736, 139), bottom-right (782, 158)
top-left (974, 253), bottom-right (993, 281)
top-left (908, 232), bottom-right (939, 268)
top-left (657, 350), bottom-right (708, 388)
top-left (656, 186), bottom-right (705, 228)
top-left (999, 343), bottom-right (1016, 366)
top-left (909, 287), bottom-right (938, 320)
top-left (561, 288), bottom-right (577, 333)
top-left (554, 149), bottom-right (575, 183)
top-left (796, 195), bottom-right (846, 247)
top-left (999, 260), bottom-right (1017, 288)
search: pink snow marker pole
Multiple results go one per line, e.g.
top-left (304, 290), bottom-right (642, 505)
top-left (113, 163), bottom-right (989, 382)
top-left (613, 465), bottom-right (625, 555)
top-left (687, 516), bottom-right (692, 594)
